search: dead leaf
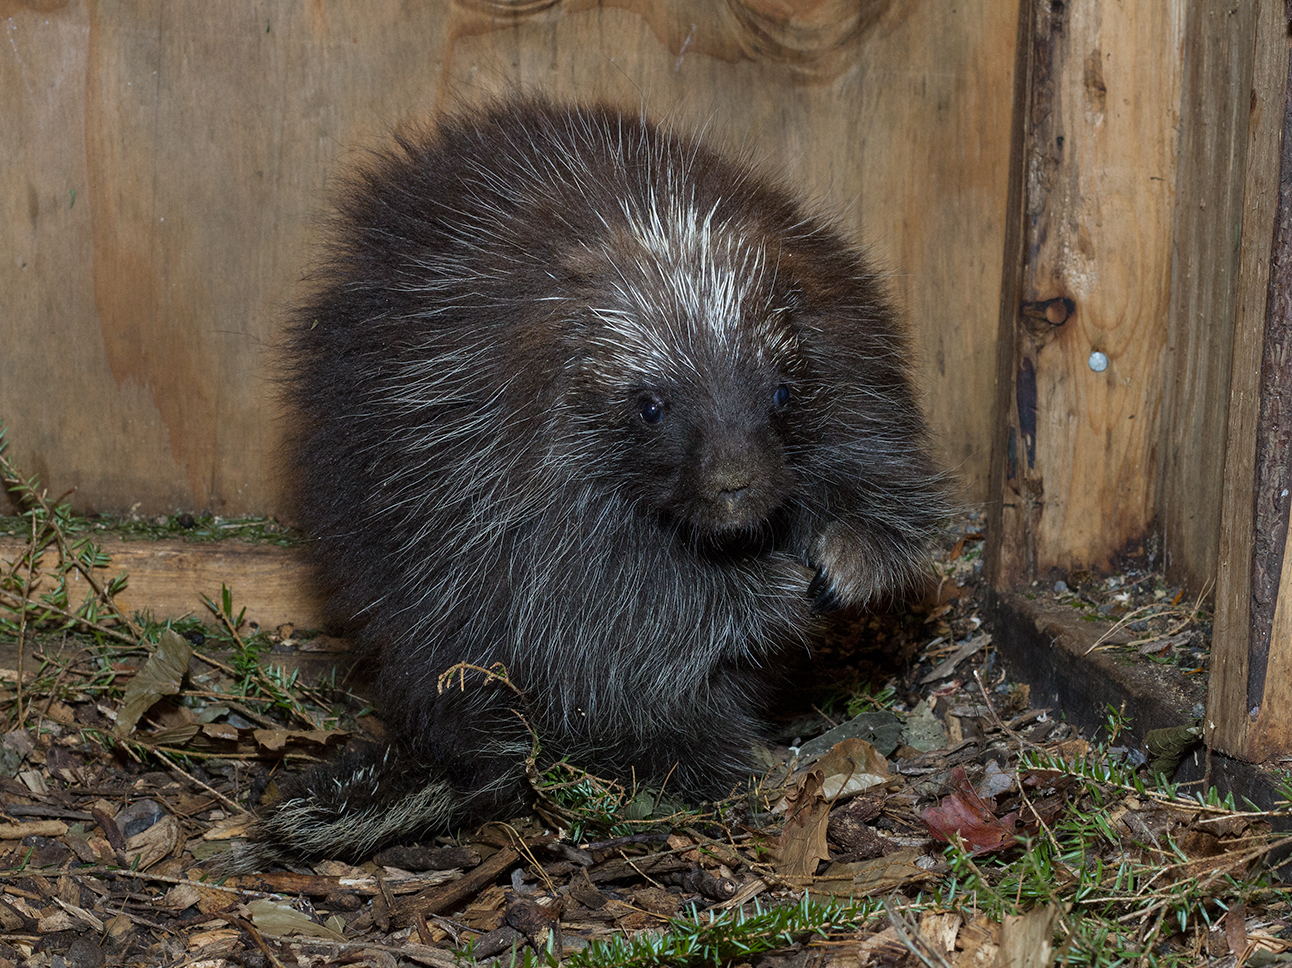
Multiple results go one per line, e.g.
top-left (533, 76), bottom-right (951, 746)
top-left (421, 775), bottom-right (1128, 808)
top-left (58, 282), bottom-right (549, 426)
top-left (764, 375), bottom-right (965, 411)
top-left (813, 738), bottom-right (893, 799)
top-left (958, 914), bottom-right (1001, 966)
top-left (775, 770), bottom-right (832, 876)
top-left (187, 928), bottom-right (241, 957)
top-left (918, 910), bottom-right (960, 957)
top-left (147, 724), bottom-right (203, 747)
top-left (163, 882), bottom-right (236, 916)
top-left (996, 904), bottom-right (1062, 967)
top-left (252, 727), bottom-right (346, 751)
top-left (53, 896), bottom-right (104, 932)
top-left (245, 897), bottom-right (346, 941)
top-left (114, 630), bottom-right (193, 737)
top-left (124, 814), bottom-right (181, 871)
top-left (200, 722), bottom-right (241, 742)
top-left (1225, 901), bottom-right (1247, 957)
top-left (922, 766), bottom-right (1018, 855)
top-left (809, 847), bottom-right (934, 898)
top-left (920, 633), bottom-right (992, 684)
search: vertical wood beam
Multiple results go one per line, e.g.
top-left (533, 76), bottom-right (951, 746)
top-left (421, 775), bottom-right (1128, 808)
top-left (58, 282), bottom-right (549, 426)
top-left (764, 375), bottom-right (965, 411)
top-left (1209, 0), bottom-right (1292, 759)
top-left (1157, 1), bottom-right (1259, 595)
top-left (988, 0), bottom-right (1184, 587)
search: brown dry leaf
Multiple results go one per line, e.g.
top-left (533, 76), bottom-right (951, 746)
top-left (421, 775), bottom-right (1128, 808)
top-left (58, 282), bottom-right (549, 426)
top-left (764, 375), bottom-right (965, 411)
top-left (922, 766), bottom-right (1017, 855)
top-left (632, 886), bottom-right (681, 917)
top-left (161, 883), bottom-right (204, 910)
top-left (200, 722), bottom-right (241, 742)
top-left (202, 814), bottom-right (253, 841)
top-left (43, 699), bottom-right (77, 725)
top-left (114, 629), bottom-right (194, 736)
top-left (124, 814), bottom-right (181, 871)
top-left (38, 910), bottom-right (80, 933)
top-left (246, 897), bottom-right (346, 941)
top-left (252, 727), bottom-right (347, 752)
top-left (460, 884), bottom-right (509, 932)
top-left (809, 847), bottom-right (933, 898)
top-left (162, 882), bottom-right (237, 916)
top-left (775, 770), bottom-right (831, 876)
top-left (955, 914), bottom-right (1000, 966)
top-left (846, 925), bottom-right (905, 966)
top-left (996, 904), bottom-right (1062, 967)
top-left (147, 724), bottom-right (203, 747)
top-left (1052, 738), bottom-right (1089, 761)
top-left (813, 737), bottom-right (893, 799)
top-left (919, 911), bottom-right (961, 958)
top-left (187, 928), bottom-right (241, 958)
top-left (1225, 901), bottom-right (1247, 957)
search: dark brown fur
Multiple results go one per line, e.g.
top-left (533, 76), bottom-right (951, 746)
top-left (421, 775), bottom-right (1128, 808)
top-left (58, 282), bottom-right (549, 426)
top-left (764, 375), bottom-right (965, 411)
top-left (234, 98), bottom-right (948, 870)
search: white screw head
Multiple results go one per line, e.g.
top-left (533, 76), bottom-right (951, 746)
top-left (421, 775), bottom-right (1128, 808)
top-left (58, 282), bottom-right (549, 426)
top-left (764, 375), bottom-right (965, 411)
top-left (1088, 351), bottom-right (1108, 373)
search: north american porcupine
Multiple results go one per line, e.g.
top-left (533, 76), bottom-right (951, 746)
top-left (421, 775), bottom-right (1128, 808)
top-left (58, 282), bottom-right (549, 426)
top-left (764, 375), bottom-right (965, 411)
top-left (238, 97), bottom-right (949, 870)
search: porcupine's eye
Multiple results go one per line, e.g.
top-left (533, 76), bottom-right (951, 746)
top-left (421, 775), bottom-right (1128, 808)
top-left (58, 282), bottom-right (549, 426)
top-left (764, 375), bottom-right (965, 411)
top-left (638, 394), bottom-right (665, 426)
top-left (772, 383), bottom-right (791, 408)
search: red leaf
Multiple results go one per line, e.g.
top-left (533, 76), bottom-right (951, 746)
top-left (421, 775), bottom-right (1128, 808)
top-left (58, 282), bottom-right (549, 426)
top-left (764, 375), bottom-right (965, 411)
top-left (921, 766), bottom-right (1018, 855)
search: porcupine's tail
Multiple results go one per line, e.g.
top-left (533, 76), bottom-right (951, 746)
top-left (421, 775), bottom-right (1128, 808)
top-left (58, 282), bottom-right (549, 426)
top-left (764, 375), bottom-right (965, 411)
top-left (222, 734), bottom-right (533, 873)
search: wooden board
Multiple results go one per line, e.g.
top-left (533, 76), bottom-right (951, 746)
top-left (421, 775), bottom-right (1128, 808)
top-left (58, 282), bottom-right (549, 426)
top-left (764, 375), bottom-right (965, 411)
top-left (988, 1), bottom-right (1184, 585)
top-left (1, 0), bottom-right (1016, 517)
top-left (1208, 1), bottom-right (1292, 761)
top-left (1156, 0), bottom-right (1259, 596)
top-left (0, 537), bottom-right (322, 633)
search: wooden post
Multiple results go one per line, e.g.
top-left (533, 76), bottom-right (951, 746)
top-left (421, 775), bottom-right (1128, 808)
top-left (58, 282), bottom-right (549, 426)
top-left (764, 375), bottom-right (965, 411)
top-left (1209, 1), bottom-right (1292, 761)
top-left (987, 0), bottom-right (1184, 587)
top-left (1157, 1), bottom-right (1260, 596)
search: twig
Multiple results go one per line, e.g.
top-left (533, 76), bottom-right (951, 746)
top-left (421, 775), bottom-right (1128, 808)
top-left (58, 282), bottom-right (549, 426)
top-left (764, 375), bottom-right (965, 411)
top-left (146, 745), bottom-right (243, 813)
top-left (1086, 580), bottom-right (1212, 655)
top-left (203, 596), bottom-right (319, 731)
top-left (13, 510), bottom-right (37, 729)
top-left (0, 587), bottom-right (137, 646)
top-left (222, 913), bottom-right (288, 968)
top-left (881, 896), bottom-right (955, 968)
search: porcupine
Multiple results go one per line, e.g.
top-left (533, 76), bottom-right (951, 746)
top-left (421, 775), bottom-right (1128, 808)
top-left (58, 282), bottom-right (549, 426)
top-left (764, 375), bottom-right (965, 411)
top-left (237, 97), bottom-right (949, 870)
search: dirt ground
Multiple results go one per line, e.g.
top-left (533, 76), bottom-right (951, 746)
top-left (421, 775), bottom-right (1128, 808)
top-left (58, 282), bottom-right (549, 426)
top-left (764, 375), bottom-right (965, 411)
top-left (0, 519), bottom-right (1286, 967)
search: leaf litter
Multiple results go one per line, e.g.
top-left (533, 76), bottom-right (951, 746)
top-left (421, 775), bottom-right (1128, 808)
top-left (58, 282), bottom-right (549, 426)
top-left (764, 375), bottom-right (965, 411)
top-left (2, 431), bottom-right (1291, 966)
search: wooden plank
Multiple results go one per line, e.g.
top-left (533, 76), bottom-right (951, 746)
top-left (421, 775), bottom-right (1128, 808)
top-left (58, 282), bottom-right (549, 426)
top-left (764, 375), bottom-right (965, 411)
top-left (1260, 508), bottom-right (1292, 755)
top-left (1207, 0), bottom-right (1290, 760)
top-left (0, 537), bottom-right (322, 632)
top-left (988, 0), bottom-right (1185, 586)
top-left (1248, 63), bottom-right (1292, 757)
top-left (985, 0), bottom-right (1037, 588)
top-left (1156, 0), bottom-right (1259, 595)
top-left (1, 0), bottom-right (1014, 516)
top-left (990, 588), bottom-right (1292, 830)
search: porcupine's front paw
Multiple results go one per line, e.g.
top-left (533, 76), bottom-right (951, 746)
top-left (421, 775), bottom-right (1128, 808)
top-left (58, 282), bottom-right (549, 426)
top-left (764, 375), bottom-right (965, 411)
top-left (805, 521), bottom-right (921, 613)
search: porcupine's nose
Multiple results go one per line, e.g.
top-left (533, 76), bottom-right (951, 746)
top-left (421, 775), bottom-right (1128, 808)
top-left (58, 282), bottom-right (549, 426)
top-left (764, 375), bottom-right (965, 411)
top-left (719, 484), bottom-right (752, 513)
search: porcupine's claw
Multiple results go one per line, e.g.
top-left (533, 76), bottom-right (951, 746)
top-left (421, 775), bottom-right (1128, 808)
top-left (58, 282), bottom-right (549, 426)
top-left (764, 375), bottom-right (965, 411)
top-left (807, 566), bottom-right (844, 614)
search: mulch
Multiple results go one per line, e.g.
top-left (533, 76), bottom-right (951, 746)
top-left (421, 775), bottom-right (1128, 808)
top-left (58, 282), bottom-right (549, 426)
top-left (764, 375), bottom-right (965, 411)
top-left (0, 519), bottom-right (1257, 967)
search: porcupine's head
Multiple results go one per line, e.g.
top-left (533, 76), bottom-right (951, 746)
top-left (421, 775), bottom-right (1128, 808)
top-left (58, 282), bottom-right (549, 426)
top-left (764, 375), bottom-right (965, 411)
top-left (557, 181), bottom-right (808, 543)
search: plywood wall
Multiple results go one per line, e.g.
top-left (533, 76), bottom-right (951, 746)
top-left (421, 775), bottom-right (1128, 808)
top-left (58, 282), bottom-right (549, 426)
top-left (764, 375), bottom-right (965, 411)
top-left (1, 0), bottom-right (1017, 517)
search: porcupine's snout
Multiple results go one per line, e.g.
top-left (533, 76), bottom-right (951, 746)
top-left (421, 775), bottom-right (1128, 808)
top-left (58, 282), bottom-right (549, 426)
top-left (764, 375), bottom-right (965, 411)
top-left (692, 417), bottom-right (787, 533)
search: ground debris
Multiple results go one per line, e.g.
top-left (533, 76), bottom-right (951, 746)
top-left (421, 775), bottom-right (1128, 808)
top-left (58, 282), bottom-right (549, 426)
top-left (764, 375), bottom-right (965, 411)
top-left (2, 515), bottom-right (1287, 967)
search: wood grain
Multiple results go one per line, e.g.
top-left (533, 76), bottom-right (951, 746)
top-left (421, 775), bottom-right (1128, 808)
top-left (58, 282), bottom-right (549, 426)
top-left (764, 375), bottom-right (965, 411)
top-left (1157, 0), bottom-right (1259, 596)
top-left (990, 0), bottom-right (1184, 585)
top-left (1, 0), bottom-right (1014, 517)
top-left (1207, 0), bottom-right (1289, 759)
top-left (0, 536), bottom-right (323, 632)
